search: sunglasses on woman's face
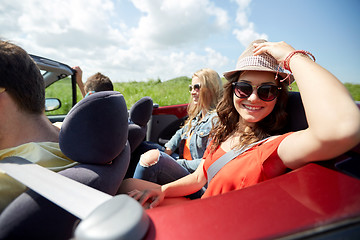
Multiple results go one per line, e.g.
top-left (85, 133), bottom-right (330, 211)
top-left (189, 83), bottom-right (201, 92)
top-left (232, 82), bottom-right (281, 102)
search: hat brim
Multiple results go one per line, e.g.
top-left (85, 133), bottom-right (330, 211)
top-left (223, 68), bottom-right (294, 85)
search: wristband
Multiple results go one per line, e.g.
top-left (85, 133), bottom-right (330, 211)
top-left (283, 50), bottom-right (316, 72)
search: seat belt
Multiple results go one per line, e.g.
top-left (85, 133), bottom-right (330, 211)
top-left (0, 156), bottom-right (149, 240)
top-left (207, 137), bottom-right (270, 185)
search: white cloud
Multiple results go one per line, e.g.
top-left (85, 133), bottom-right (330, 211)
top-left (232, 0), bottom-right (268, 47)
top-left (233, 22), bottom-right (268, 47)
top-left (233, 0), bottom-right (251, 26)
top-left (130, 0), bottom-right (229, 49)
top-left (0, 0), bottom-right (231, 82)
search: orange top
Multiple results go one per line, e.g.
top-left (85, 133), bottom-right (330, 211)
top-left (182, 132), bottom-right (194, 160)
top-left (202, 132), bottom-right (292, 199)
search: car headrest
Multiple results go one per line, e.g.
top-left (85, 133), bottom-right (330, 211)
top-left (59, 91), bottom-right (128, 164)
top-left (281, 91), bottom-right (308, 133)
top-left (129, 97), bottom-right (153, 127)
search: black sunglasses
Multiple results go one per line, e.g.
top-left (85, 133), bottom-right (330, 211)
top-left (189, 83), bottom-right (201, 92)
top-left (232, 82), bottom-right (281, 102)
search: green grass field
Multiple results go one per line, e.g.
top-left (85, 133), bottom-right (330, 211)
top-left (45, 76), bottom-right (360, 116)
top-left (116, 79), bottom-right (360, 106)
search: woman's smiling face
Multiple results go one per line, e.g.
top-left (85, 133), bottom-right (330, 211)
top-left (190, 76), bottom-right (201, 105)
top-left (233, 71), bottom-right (278, 125)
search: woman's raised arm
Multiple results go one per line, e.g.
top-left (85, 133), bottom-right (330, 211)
top-left (254, 41), bottom-right (360, 169)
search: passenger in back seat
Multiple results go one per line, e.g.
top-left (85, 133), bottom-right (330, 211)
top-left (0, 40), bottom-right (76, 212)
top-left (119, 39), bottom-right (360, 209)
top-left (131, 68), bottom-right (223, 198)
top-left (53, 67), bottom-right (114, 129)
top-left (72, 66), bottom-right (114, 98)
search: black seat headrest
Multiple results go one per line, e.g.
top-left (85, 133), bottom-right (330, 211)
top-left (129, 97), bottom-right (153, 127)
top-left (281, 91), bottom-right (308, 133)
top-left (59, 91), bottom-right (128, 165)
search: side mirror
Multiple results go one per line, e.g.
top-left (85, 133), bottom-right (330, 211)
top-left (45, 98), bottom-right (61, 112)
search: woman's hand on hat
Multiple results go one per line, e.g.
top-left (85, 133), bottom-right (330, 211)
top-left (253, 41), bottom-right (295, 64)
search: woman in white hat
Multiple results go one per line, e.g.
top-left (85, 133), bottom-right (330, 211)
top-left (119, 40), bottom-right (360, 208)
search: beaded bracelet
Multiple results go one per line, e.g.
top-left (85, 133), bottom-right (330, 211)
top-left (283, 50), bottom-right (316, 72)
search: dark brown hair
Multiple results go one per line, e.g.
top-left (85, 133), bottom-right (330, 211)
top-left (0, 40), bottom-right (45, 114)
top-left (210, 71), bottom-right (289, 152)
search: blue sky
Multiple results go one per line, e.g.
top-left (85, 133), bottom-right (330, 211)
top-left (1, 0), bottom-right (359, 84)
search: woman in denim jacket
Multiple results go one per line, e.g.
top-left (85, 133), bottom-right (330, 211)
top-left (133, 68), bottom-right (222, 197)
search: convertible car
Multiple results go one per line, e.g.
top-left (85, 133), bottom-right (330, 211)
top-left (0, 56), bottom-right (359, 240)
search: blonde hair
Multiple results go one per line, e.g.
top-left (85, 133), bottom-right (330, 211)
top-left (184, 68), bottom-right (223, 134)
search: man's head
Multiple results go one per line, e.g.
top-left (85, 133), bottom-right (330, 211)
top-left (0, 40), bottom-right (45, 114)
top-left (84, 72), bottom-right (113, 94)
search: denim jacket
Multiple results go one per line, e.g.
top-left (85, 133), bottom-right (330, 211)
top-left (164, 110), bottom-right (217, 159)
